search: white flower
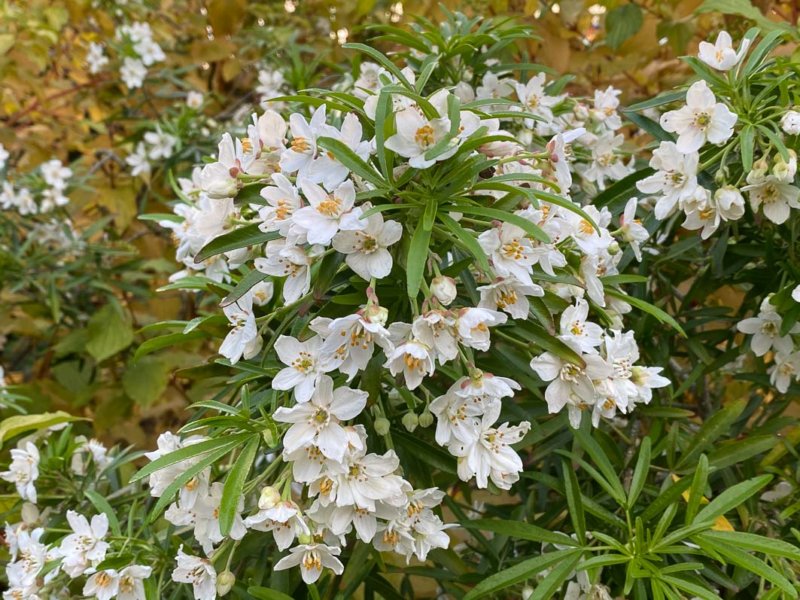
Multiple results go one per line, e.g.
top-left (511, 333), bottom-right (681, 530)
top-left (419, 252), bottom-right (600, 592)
top-left (70, 437), bottom-right (110, 475)
top-left (636, 141), bottom-right (699, 219)
top-left (0, 143), bottom-right (8, 170)
top-left (737, 301), bottom-right (797, 356)
top-left (1, 442), bottom-right (39, 503)
top-left (274, 375), bottom-right (367, 462)
top-left (312, 446), bottom-right (409, 510)
top-left (793, 285), bottom-right (800, 303)
top-left (86, 42), bottom-right (108, 74)
top-left (530, 351), bottom-right (613, 428)
top-left (311, 311), bottom-right (392, 380)
top-left (84, 570), bottom-right (120, 600)
top-left (126, 142), bottom-right (151, 177)
top-left (144, 127), bottom-right (178, 160)
top-left (581, 133), bottom-right (633, 190)
top-left (192, 483), bottom-right (247, 554)
top-left (332, 208), bottom-right (402, 280)
top-left (117, 565), bottom-right (152, 600)
top-left (6, 528), bottom-right (48, 589)
top-left (273, 335), bottom-right (339, 402)
top-left (450, 403), bottom-right (530, 490)
top-left (781, 110), bottom-right (800, 135)
top-left (660, 81), bottom-right (737, 153)
top-left (384, 323), bottom-right (436, 389)
top-left (41, 159), bottom-right (71, 191)
top-left (258, 173), bottom-right (302, 236)
top-left (219, 291), bottom-right (261, 364)
top-left (186, 91), bottom-right (204, 109)
top-left (558, 299), bottom-right (603, 354)
top-left (120, 57), bottom-right (147, 89)
top-left (244, 499), bottom-right (310, 550)
top-left (618, 198), bottom-right (649, 261)
top-left (769, 352), bottom-right (800, 393)
top-left (143, 432), bottom-right (210, 508)
top-left (199, 133), bottom-right (244, 199)
top-left (590, 86), bottom-right (623, 130)
top-left (254, 240), bottom-right (313, 303)
top-left (279, 106), bottom-right (328, 177)
top-left (478, 223), bottom-right (536, 286)
top-left (515, 73), bottom-right (560, 129)
top-left (384, 106), bottom-right (455, 169)
top-left (698, 31), bottom-right (750, 71)
top-left (743, 172), bottom-right (800, 225)
top-left (308, 112), bottom-right (371, 190)
top-left (293, 179), bottom-right (361, 246)
top-left (412, 311), bottom-right (459, 363)
top-left (59, 511), bottom-right (110, 578)
top-left (172, 547), bottom-right (217, 600)
top-left (630, 365), bottom-right (670, 404)
top-left (274, 543), bottom-right (344, 584)
top-left (681, 187), bottom-right (720, 240)
top-left (456, 307), bottom-right (507, 352)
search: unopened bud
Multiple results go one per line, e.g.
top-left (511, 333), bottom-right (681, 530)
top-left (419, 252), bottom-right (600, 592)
top-left (521, 586), bottom-right (534, 600)
top-left (608, 241), bottom-right (621, 255)
top-left (431, 276), bottom-right (458, 306)
top-left (374, 417), bottom-right (390, 436)
top-left (297, 532), bottom-right (313, 545)
top-left (418, 409), bottom-right (434, 428)
top-left (402, 412), bottom-right (419, 432)
top-left (258, 486), bottom-right (281, 510)
top-left (217, 571), bottom-right (235, 596)
top-left (365, 304), bottom-right (389, 327)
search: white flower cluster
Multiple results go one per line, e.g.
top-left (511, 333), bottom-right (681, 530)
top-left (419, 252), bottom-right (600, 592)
top-left (1, 436), bottom-right (153, 600)
top-left (150, 48), bottom-right (674, 591)
top-left (86, 22), bottom-right (166, 89)
top-left (737, 292), bottom-right (800, 393)
top-left (1, 158), bottom-right (72, 215)
top-left (639, 31), bottom-right (799, 233)
top-left (126, 125), bottom-right (179, 178)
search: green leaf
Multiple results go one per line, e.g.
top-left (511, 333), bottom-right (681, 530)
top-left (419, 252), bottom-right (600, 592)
top-left (462, 519), bottom-right (580, 547)
top-left (86, 303), bottom-right (134, 362)
top-left (134, 331), bottom-right (207, 361)
top-left (85, 490), bottom-right (122, 536)
top-left (628, 437), bottom-right (651, 508)
top-left (219, 435), bottom-right (259, 536)
top-left (740, 125), bottom-right (755, 172)
top-left (695, 534), bottom-right (798, 598)
top-left (696, 0), bottom-right (792, 34)
top-left (563, 460), bottom-right (586, 545)
top-left (221, 269), bottom-right (270, 307)
top-left (0, 411), bottom-right (83, 446)
top-left (406, 223), bottom-right (432, 298)
top-left (606, 288), bottom-right (686, 337)
top-left (195, 225), bottom-right (279, 262)
top-left (316, 136), bottom-right (388, 189)
top-left (131, 434), bottom-right (250, 483)
top-left (342, 43), bottom-right (413, 89)
top-left (574, 428), bottom-right (627, 502)
top-left (685, 454), bottom-right (709, 526)
top-left (528, 550), bottom-right (583, 600)
top-left (695, 475), bottom-right (772, 522)
top-left (676, 399), bottom-right (746, 470)
top-left (247, 587), bottom-right (295, 600)
top-left (605, 4), bottom-right (644, 50)
top-left (450, 205), bottom-right (549, 243)
top-left (707, 434), bottom-right (776, 471)
top-left (700, 531), bottom-right (800, 561)
top-left (438, 213), bottom-right (491, 274)
top-left (463, 549), bottom-right (582, 600)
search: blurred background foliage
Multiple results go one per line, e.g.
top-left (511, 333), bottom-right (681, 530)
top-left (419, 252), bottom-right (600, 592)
top-left (0, 0), bottom-right (797, 446)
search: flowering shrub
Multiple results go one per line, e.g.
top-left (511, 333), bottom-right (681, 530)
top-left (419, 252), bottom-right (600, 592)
top-left (4, 7), bottom-right (800, 600)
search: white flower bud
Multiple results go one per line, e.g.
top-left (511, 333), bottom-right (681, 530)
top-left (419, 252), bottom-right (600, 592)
top-left (374, 417), bottom-right (390, 436)
top-left (402, 412), bottom-right (419, 432)
top-left (418, 409), bottom-right (434, 428)
top-left (258, 486), bottom-right (281, 510)
top-left (522, 586), bottom-right (534, 600)
top-left (431, 276), bottom-right (458, 306)
top-left (781, 110), bottom-right (800, 135)
top-left (365, 304), bottom-right (389, 327)
top-left (217, 571), bottom-right (235, 596)
top-left (714, 186), bottom-right (745, 221)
